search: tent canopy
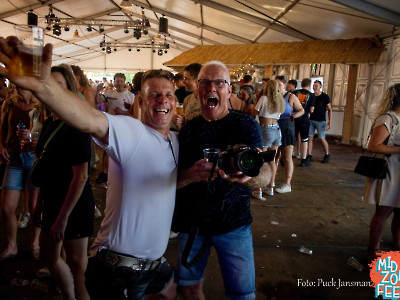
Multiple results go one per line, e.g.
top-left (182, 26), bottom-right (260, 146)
top-left (0, 0), bottom-right (398, 72)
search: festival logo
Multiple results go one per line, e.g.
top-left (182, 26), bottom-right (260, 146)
top-left (370, 251), bottom-right (400, 299)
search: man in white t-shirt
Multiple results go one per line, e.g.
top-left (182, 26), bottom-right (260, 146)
top-left (95, 73), bottom-right (135, 184)
top-left (0, 36), bottom-right (185, 299)
top-left (97, 73), bottom-right (134, 116)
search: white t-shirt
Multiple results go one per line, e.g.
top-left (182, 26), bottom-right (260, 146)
top-left (102, 89), bottom-right (134, 115)
top-left (90, 114), bottom-right (179, 260)
top-left (254, 95), bottom-right (281, 120)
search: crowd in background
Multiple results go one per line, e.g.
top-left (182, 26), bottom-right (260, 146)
top-left (0, 45), bottom-right (399, 300)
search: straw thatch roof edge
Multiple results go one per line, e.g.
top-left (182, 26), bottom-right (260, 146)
top-left (163, 38), bottom-right (383, 68)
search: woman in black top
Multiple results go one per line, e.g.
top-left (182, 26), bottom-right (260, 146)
top-left (35, 64), bottom-right (94, 300)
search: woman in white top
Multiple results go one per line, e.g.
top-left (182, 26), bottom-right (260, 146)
top-left (364, 83), bottom-right (400, 260)
top-left (251, 80), bottom-right (285, 196)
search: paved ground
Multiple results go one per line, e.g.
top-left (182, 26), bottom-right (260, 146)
top-left (0, 137), bottom-right (388, 299)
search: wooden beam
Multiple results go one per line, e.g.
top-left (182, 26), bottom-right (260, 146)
top-left (264, 65), bottom-right (273, 79)
top-left (342, 64), bottom-right (358, 143)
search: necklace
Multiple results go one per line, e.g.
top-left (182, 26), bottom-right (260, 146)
top-left (167, 138), bottom-right (178, 167)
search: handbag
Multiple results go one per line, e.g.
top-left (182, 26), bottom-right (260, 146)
top-left (354, 155), bottom-right (388, 179)
top-left (354, 113), bottom-right (397, 179)
top-left (31, 121), bottom-right (65, 187)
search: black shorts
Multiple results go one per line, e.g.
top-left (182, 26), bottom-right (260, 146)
top-left (278, 118), bottom-right (295, 147)
top-left (85, 250), bottom-right (174, 300)
top-left (294, 118), bottom-right (310, 142)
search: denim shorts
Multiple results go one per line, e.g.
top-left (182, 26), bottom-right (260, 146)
top-left (261, 123), bottom-right (281, 148)
top-left (2, 152), bottom-right (36, 190)
top-left (309, 120), bottom-right (326, 138)
top-left (177, 225), bottom-right (256, 300)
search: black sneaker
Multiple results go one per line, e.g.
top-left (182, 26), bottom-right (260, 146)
top-left (322, 154), bottom-right (330, 163)
top-left (300, 159), bottom-right (311, 167)
top-left (306, 155), bottom-right (313, 162)
top-left (96, 172), bottom-right (108, 184)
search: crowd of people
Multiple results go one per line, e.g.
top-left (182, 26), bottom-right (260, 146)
top-left (0, 34), bottom-right (399, 300)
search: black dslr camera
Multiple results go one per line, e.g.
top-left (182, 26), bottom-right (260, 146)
top-left (217, 145), bottom-right (275, 177)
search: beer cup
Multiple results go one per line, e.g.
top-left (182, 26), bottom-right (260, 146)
top-left (14, 25), bottom-right (44, 77)
top-left (176, 103), bottom-right (183, 116)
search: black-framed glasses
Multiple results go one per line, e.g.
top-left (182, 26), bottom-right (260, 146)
top-left (142, 70), bottom-right (174, 84)
top-left (198, 79), bottom-right (229, 89)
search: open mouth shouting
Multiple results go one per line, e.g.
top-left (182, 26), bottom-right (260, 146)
top-left (207, 97), bottom-right (219, 108)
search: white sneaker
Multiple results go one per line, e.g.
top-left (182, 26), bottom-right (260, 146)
top-left (296, 153), bottom-right (301, 159)
top-left (275, 184), bottom-right (291, 193)
top-left (169, 231), bottom-right (179, 239)
top-left (264, 188), bottom-right (274, 196)
top-left (18, 211), bottom-right (30, 229)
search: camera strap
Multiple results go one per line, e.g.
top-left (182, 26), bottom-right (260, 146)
top-left (181, 158), bottom-right (218, 268)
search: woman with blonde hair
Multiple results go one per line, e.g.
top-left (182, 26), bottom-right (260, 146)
top-left (364, 83), bottom-right (400, 260)
top-left (239, 86), bottom-right (255, 116)
top-left (251, 80), bottom-right (285, 196)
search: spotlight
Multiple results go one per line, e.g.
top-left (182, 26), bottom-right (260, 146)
top-left (124, 27), bottom-right (129, 34)
top-left (64, 25), bottom-right (70, 31)
top-left (106, 46), bottom-right (111, 54)
top-left (128, 48), bottom-right (131, 51)
top-left (99, 25), bottom-right (105, 33)
top-left (102, 47), bottom-right (105, 51)
top-left (137, 48), bottom-right (140, 52)
top-left (152, 49), bottom-right (155, 53)
top-left (114, 48), bottom-right (117, 52)
top-left (143, 29), bottom-right (148, 35)
top-left (164, 50), bottom-right (168, 54)
top-left (134, 29), bottom-right (141, 40)
top-left (53, 24), bottom-right (61, 36)
top-left (87, 24), bottom-right (92, 32)
top-left (46, 26), bottom-right (51, 31)
top-left (151, 40), bottom-right (154, 44)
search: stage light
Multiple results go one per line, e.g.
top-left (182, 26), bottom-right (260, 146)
top-left (124, 27), bottom-right (129, 34)
top-left (137, 48), bottom-right (140, 52)
top-left (87, 24), bottom-right (92, 32)
top-left (99, 25), bottom-right (105, 33)
top-left (64, 25), bottom-right (70, 31)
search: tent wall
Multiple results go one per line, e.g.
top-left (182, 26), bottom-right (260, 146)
top-left (75, 47), bottom-right (183, 73)
top-left (276, 36), bottom-right (400, 146)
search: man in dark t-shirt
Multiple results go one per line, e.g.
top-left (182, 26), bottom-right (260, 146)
top-left (308, 80), bottom-right (332, 163)
top-left (174, 73), bottom-right (191, 104)
top-left (173, 61), bottom-right (262, 300)
top-left (293, 78), bottom-right (315, 167)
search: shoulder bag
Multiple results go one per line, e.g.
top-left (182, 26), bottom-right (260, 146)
top-left (354, 113), bottom-right (397, 179)
top-left (31, 121), bottom-right (65, 187)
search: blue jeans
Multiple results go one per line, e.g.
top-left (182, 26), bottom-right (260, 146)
top-left (309, 120), bottom-right (326, 138)
top-left (261, 123), bottom-right (281, 148)
top-left (2, 152), bottom-right (36, 190)
top-left (177, 225), bottom-right (256, 300)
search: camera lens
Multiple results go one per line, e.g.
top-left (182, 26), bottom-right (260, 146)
top-left (239, 152), bottom-right (256, 170)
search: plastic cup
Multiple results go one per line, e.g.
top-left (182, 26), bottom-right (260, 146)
top-left (29, 131), bottom-right (39, 142)
top-left (14, 25), bottom-right (44, 77)
top-left (176, 103), bottom-right (183, 116)
top-left (203, 148), bottom-right (220, 162)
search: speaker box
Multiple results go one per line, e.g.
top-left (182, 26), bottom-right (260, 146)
top-left (159, 17), bottom-right (168, 34)
top-left (27, 11), bottom-right (38, 26)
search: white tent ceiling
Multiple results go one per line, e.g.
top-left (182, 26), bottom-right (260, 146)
top-left (0, 0), bottom-right (399, 73)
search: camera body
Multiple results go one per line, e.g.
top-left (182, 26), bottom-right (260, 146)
top-left (217, 144), bottom-right (275, 177)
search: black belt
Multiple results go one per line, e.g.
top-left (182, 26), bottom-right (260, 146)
top-left (97, 249), bottom-right (161, 271)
